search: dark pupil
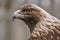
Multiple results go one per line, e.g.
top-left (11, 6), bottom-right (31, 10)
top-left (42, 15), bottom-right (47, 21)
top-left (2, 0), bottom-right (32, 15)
top-left (22, 9), bottom-right (32, 12)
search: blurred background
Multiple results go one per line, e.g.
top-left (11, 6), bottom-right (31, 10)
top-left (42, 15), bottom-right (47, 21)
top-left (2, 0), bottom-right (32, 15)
top-left (0, 0), bottom-right (60, 40)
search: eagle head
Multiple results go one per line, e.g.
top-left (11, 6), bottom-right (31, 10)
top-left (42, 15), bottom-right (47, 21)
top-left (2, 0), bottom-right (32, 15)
top-left (12, 4), bottom-right (42, 25)
top-left (12, 4), bottom-right (60, 40)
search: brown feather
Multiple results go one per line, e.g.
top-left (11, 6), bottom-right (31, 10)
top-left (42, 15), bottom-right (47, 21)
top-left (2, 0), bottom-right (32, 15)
top-left (12, 4), bottom-right (60, 40)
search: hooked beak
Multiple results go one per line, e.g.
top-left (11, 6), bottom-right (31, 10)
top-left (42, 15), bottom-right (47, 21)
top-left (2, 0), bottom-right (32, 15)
top-left (12, 10), bottom-right (25, 21)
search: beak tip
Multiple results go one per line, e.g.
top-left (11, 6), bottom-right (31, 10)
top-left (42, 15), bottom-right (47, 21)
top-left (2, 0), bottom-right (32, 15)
top-left (12, 15), bottom-right (16, 21)
top-left (12, 10), bottom-right (20, 21)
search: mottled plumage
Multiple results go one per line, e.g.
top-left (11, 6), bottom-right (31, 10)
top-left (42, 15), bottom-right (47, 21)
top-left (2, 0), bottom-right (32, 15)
top-left (12, 4), bottom-right (60, 40)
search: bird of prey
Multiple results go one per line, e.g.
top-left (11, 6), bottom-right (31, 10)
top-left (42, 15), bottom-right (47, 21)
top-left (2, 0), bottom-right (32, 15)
top-left (12, 4), bottom-right (60, 40)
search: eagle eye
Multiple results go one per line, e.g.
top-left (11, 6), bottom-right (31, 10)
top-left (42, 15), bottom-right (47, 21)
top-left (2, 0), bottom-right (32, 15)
top-left (22, 8), bottom-right (33, 12)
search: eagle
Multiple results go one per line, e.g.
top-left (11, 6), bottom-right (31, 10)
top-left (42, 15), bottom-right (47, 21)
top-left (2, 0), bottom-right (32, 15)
top-left (12, 4), bottom-right (60, 40)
